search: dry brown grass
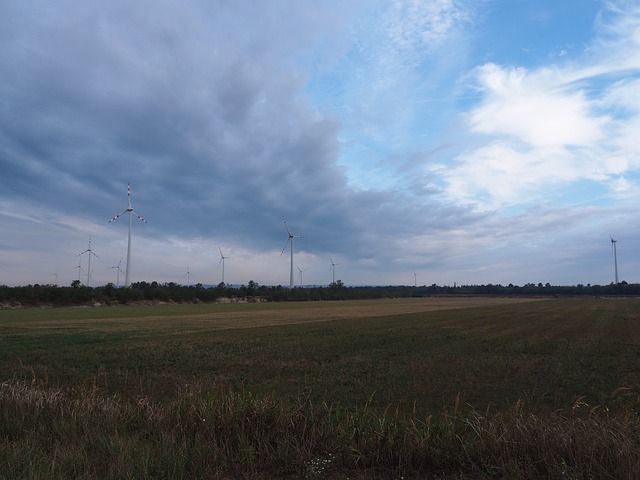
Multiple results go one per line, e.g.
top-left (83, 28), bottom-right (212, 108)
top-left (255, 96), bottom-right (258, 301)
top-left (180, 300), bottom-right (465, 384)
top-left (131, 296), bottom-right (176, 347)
top-left (0, 296), bottom-right (547, 333)
top-left (2, 379), bottom-right (638, 479)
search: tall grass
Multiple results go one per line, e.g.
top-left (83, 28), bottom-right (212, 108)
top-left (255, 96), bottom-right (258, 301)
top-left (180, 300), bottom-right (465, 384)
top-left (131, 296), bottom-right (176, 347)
top-left (2, 379), bottom-right (639, 479)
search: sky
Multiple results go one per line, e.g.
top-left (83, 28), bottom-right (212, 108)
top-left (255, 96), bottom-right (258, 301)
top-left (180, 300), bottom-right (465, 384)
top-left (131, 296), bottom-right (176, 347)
top-left (1, 0), bottom-right (640, 288)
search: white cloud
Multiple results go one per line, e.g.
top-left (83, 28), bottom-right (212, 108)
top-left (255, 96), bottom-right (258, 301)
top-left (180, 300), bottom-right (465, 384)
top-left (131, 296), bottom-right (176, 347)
top-left (594, 0), bottom-right (640, 71)
top-left (602, 78), bottom-right (640, 111)
top-left (468, 64), bottom-right (607, 149)
top-left (437, 142), bottom-right (579, 208)
top-left (386, 0), bottom-right (470, 55)
top-left (436, 1), bottom-right (640, 211)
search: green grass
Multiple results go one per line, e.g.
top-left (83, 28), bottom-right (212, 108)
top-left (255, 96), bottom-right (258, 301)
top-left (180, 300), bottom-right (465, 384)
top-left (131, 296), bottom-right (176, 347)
top-left (2, 298), bottom-right (638, 413)
top-left (1, 297), bottom-right (640, 478)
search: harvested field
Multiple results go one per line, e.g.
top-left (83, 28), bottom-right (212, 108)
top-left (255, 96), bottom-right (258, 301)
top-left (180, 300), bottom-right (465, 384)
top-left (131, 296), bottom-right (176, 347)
top-left (1, 296), bottom-right (638, 413)
top-left (2, 297), bottom-right (640, 479)
top-left (0, 296), bottom-right (544, 333)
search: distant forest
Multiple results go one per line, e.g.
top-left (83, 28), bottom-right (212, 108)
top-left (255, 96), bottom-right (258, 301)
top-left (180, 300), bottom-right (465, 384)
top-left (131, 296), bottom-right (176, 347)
top-left (1, 280), bottom-right (639, 308)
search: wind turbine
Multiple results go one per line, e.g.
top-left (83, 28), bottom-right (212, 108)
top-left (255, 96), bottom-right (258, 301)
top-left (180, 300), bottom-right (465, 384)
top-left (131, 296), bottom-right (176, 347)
top-left (218, 248), bottom-right (229, 284)
top-left (610, 235), bottom-right (619, 284)
top-left (297, 265), bottom-right (308, 287)
top-left (78, 235), bottom-right (99, 286)
top-left (329, 256), bottom-right (339, 284)
top-left (49, 270), bottom-right (59, 287)
top-left (183, 265), bottom-right (192, 287)
top-left (110, 258), bottom-right (124, 287)
top-left (72, 257), bottom-right (84, 284)
top-left (109, 183), bottom-right (147, 288)
top-left (281, 219), bottom-right (304, 288)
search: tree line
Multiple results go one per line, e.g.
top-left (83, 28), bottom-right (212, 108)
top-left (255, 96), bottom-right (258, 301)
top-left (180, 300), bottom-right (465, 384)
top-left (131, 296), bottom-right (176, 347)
top-left (1, 279), bottom-right (638, 308)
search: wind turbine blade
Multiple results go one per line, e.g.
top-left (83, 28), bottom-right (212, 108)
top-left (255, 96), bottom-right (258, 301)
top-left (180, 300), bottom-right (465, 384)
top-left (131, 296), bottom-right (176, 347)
top-left (283, 218), bottom-right (293, 236)
top-left (109, 210), bottom-right (128, 223)
top-left (131, 211), bottom-right (147, 223)
top-left (281, 237), bottom-right (291, 255)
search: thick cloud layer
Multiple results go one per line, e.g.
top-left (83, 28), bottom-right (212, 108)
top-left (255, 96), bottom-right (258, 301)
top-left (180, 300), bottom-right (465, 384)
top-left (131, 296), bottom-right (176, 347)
top-left (1, 1), bottom-right (639, 287)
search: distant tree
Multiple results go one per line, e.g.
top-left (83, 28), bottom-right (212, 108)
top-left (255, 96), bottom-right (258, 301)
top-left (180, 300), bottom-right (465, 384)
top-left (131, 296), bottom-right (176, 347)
top-left (103, 283), bottom-right (115, 298)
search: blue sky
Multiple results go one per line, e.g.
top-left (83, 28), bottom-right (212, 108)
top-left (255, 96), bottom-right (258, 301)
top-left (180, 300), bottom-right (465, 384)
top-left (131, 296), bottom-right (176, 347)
top-left (1, 0), bottom-right (639, 288)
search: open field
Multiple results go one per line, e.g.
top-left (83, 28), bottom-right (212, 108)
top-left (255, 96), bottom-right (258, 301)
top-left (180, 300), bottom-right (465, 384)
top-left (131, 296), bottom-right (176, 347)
top-left (0, 296), bottom-right (542, 333)
top-left (1, 296), bottom-right (638, 412)
top-left (2, 297), bottom-right (640, 478)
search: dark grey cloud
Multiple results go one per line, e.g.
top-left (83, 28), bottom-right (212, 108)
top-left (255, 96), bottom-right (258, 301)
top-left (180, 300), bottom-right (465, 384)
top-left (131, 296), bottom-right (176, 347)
top-left (1, 0), bottom-right (477, 285)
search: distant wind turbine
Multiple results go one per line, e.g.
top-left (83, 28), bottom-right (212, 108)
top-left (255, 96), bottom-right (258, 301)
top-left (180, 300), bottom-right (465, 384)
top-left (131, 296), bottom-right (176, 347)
top-left (330, 256), bottom-right (339, 284)
top-left (110, 258), bottom-right (124, 287)
top-left (281, 219), bottom-right (304, 288)
top-left (109, 183), bottom-right (147, 288)
top-left (297, 265), bottom-right (308, 287)
top-left (218, 248), bottom-right (229, 284)
top-left (610, 235), bottom-right (619, 284)
top-left (183, 264), bottom-right (192, 287)
top-left (78, 235), bottom-right (99, 287)
top-left (50, 270), bottom-right (59, 287)
top-left (73, 256), bottom-right (84, 283)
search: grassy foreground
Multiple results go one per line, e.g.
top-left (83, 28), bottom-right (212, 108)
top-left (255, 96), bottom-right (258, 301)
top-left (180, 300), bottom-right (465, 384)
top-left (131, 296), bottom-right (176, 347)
top-left (1, 297), bottom-right (639, 478)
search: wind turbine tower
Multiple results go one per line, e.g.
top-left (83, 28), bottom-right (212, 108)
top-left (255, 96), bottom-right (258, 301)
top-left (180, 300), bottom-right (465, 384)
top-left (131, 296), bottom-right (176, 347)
top-left (78, 235), bottom-right (99, 286)
top-left (183, 265), bottom-right (192, 287)
top-left (109, 183), bottom-right (147, 288)
top-left (330, 256), bottom-right (339, 284)
top-left (610, 235), bottom-right (619, 284)
top-left (297, 265), bottom-right (307, 287)
top-left (110, 258), bottom-right (124, 287)
top-left (281, 219), bottom-right (304, 288)
top-left (73, 256), bottom-right (84, 283)
top-left (218, 249), bottom-right (229, 284)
